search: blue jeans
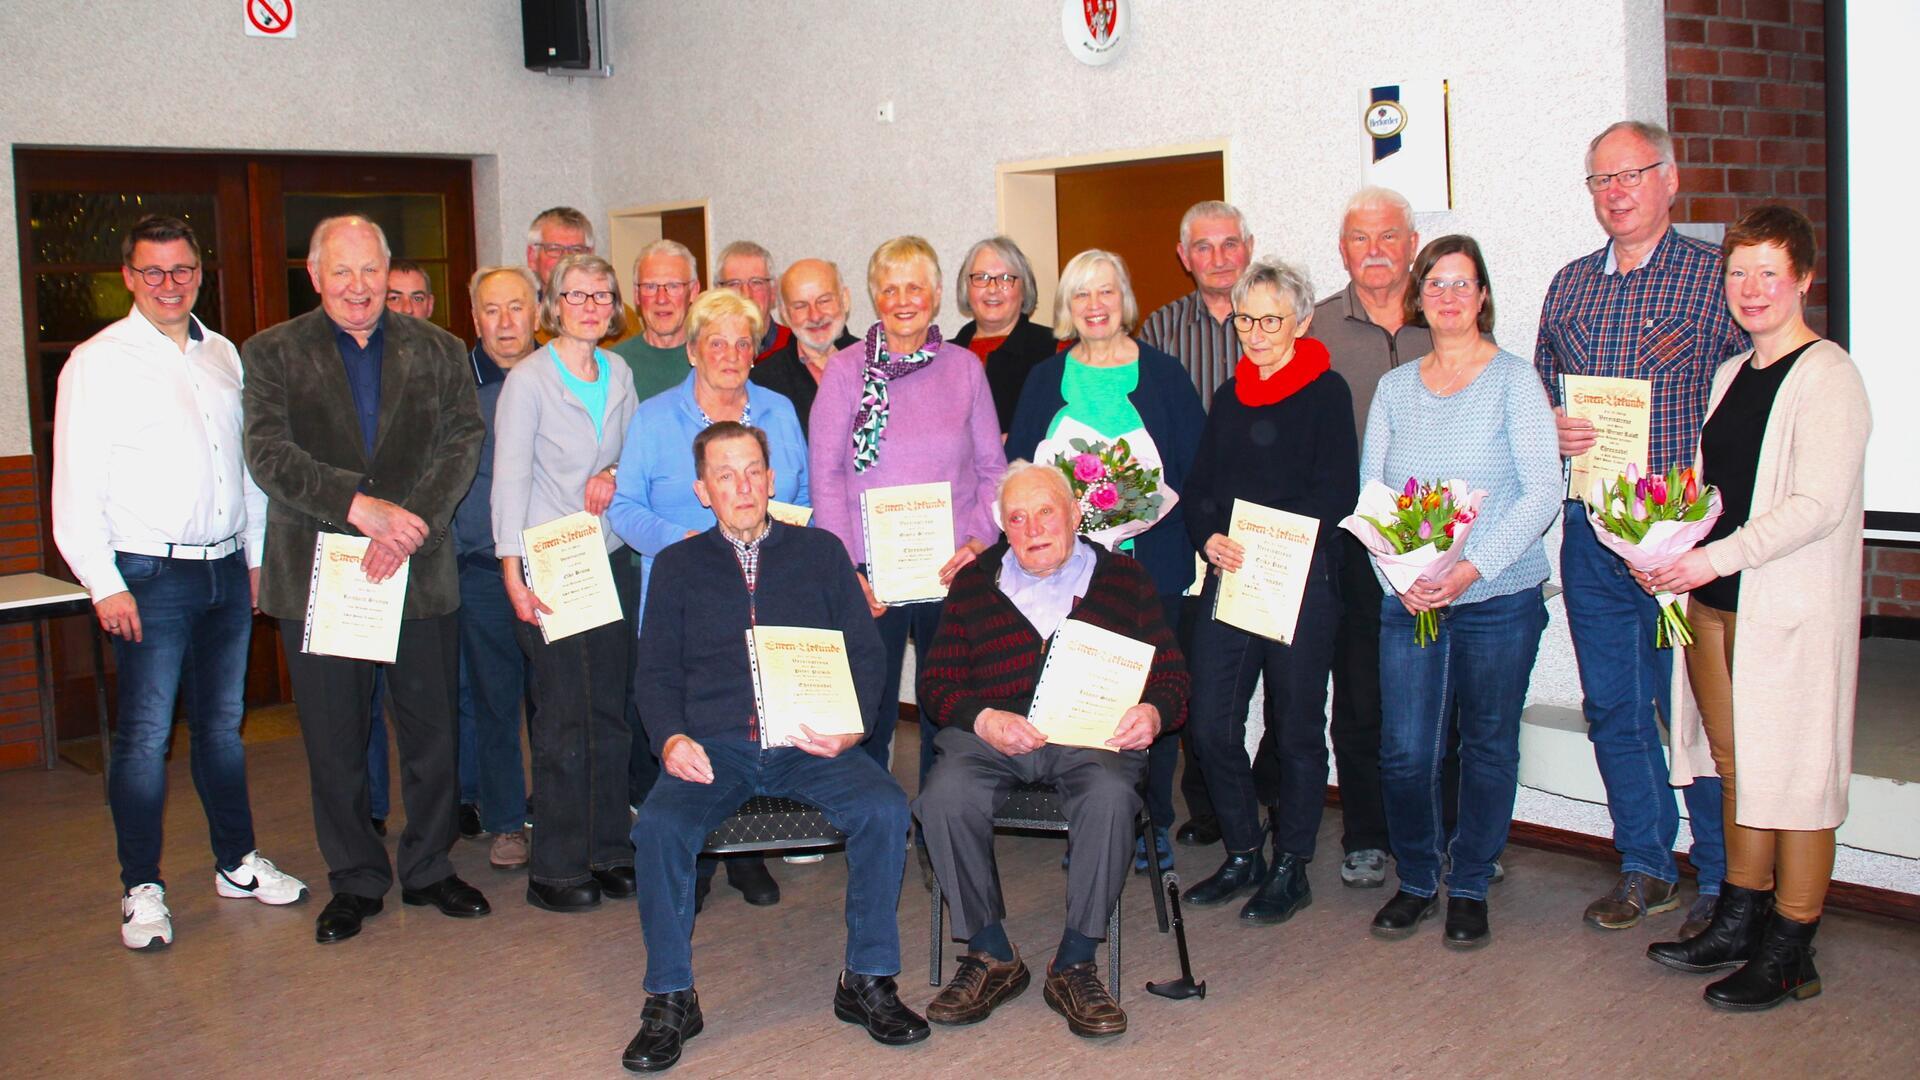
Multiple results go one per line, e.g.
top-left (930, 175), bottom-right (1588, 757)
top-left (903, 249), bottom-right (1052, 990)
top-left (107, 551), bottom-right (256, 890)
top-left (1379, 586), bottom-right (1546, 901)
top-left (1560, 503), bottom-right (1724, 893)
top-left (632, 741), bottom-right (910, 993)
top-left (459, 556), bottom-right (529, 834)
top-left (867, 598), bottom-right (941, 789)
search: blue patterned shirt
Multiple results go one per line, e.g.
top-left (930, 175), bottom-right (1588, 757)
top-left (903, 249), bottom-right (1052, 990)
top-left (1533, 229), bottom-right (1749, 476)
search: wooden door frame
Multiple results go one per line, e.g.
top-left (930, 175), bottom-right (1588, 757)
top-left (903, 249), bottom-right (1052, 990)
top-left (606, 199), bottom-right (711, 302)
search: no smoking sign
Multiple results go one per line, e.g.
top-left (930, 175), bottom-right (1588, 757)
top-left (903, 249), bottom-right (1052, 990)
top-left (244, 0), bottom-right (297, 38)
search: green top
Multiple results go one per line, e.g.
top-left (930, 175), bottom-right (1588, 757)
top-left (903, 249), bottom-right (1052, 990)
top-left (1048, 355), bottom-right (1143, 440)
top-left (611, 335), bottom-right (692, 405)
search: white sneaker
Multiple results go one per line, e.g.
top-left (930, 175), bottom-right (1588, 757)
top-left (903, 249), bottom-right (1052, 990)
top-left (215, 851), bottom-right (309, 905)
top-left (122, 883), bottom-right (173, 950)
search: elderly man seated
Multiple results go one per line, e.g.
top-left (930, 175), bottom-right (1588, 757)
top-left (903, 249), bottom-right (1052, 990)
top-left (623, 421), bottom-right (927, 1072)
top-left (913, 461), bottom-right (1189, 1039)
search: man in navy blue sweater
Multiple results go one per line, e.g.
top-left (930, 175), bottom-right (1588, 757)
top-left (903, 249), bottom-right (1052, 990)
top-left (621, 422), bottom-right (927, 1073)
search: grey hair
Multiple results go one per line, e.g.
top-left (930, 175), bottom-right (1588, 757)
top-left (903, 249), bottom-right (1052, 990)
top-left (955, 236), bottom-right (1039, 318)
top-left (1230, 256), bottom-right (1316, 321)
top-left (1585, 120), bottom-right (1675, 171)
top-left (537, 253), bottom-right (628, 339)
top-left (526, 206), bottom-right (596, 249)
top-left (633, 238), bottom-right (699, 283)
top-left (1051, 249), bottom-right (1140, 341)
top-left (1178, 200), bottom-right (1250, 248)
top-left (467, 264), bottom-right (540, 306)
top-left (305, 216), bottom-right (391, 273)
top-left (716, 239), bottom-right (775, 280)
top-left (1341, 186), bottom-right (1415, 234)
top-left (995, 459), bottom-right (1074, 520)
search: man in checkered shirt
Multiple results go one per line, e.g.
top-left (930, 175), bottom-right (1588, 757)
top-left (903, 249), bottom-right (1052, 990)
top-left (1535, 120), bottom-right (1749, 938)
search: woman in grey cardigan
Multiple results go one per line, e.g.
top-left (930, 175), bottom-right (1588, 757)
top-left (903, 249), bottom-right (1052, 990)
top-left (492, 253), bottom-right (640, 913)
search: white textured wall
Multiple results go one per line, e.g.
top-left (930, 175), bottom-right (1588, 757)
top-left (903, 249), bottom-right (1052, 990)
top-left (0, 0), bottom-right (603, 455)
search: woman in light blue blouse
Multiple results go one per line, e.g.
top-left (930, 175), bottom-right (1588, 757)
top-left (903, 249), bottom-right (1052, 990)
top-left (1358, 235), bottom-right (1560, 950)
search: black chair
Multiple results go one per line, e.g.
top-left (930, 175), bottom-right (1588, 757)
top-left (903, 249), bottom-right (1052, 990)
top-left (701, 795), bottom-right (845, 854)
top-left (928, 781), bottom-right (1169, 995)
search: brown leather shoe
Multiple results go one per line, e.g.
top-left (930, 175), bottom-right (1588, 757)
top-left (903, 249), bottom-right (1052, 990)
top-left (489, 830), bottom-right (529, 871)
top-left (1043, 961), bottom-right (1127, 1038)
top-left (1584, 871), bottom-right (1681, 930)
top-left (1677, 891), bottom-right (1717, 940)
top-left (926, 948), bottom-right (1030, 1025)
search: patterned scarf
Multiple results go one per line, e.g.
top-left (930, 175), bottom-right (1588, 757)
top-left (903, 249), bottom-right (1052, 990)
top-left (851, 320), bottom-right (942, 472)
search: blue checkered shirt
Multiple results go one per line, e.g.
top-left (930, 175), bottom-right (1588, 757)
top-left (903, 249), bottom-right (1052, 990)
top-left (1533, 229), bottom-right (1750, 474)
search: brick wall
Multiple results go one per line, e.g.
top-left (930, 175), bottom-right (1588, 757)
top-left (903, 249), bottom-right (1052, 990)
top-left (1865, 546), bottom-right (1920, 623)
top-left (0, 455), bottom-right (45, 769)
top-left (1665, 0), bottom-right (1828, 331)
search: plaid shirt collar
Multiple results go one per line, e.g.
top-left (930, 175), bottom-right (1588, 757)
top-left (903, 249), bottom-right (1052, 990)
top-left (723, 517), bottom-right (773, 591)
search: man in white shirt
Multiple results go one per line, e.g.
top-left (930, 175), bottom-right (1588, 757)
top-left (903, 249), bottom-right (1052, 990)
top-left (52, 214), bottom-right (308, 951)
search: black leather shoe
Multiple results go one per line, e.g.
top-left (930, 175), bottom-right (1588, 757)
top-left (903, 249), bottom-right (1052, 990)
top-left (621, 989), bottom-right (703, 1072)
top-left (725, 857), bottom-right (780, 906)
top-left (833, 972), bottom-right (930, 1046)
top-left (1443, 897), bottom-right (1491, 950)
top-left (527, 879), bottom-right (602, 912)
top-left (1648, 882), bottom-right (1774, 974)
top-left (1241, 852), bottom-right (1313, 924)
top-left (594, 866), bottom-right (638, 900)
top-left (458, 803), bottom-right (484, 840)
top-left (1175, 817), bottom-right (1221, 847)
top-left (1182, 850), bottom-right (1266, 906)
top-left (1704, 914), bottom-right (1822, 1011)
top-left (401, 874), bottom-right (491, 918)
top-left (1370, 890), bottom-right (1438, 940)
top-left (370, 817), bottom-right (387, 838)
top-left (315, 893), bottom-right (383, 944)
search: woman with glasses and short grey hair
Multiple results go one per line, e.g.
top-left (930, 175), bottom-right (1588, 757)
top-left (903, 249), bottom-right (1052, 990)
top-left (951, 236), bottom-right (1060, 435)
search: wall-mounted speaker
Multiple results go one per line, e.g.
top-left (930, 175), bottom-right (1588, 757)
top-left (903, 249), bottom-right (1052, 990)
top-left (522, 0), bottom-right (592, 72)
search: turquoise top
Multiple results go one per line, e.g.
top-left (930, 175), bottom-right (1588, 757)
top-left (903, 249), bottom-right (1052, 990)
top-left (1049, 355), bottom-right (1143, 439)
top-left (550, 345), bottom-right (610, 439)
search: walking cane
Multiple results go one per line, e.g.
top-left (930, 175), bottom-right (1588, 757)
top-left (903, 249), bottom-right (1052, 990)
top-left (1145, 871), bottom-right (1206, 999)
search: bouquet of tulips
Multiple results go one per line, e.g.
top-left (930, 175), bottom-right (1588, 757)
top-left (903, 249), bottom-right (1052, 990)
top-left (1582, 463), bottom-right (1723, 648)
top-left (1339, 477), bottom-right (1486, 647)
top-left (1050, 437), bottom-right (1173, 550)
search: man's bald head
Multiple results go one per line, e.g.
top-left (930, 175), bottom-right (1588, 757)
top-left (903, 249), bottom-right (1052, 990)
top-left (779, 258), bottom-right (852, 357)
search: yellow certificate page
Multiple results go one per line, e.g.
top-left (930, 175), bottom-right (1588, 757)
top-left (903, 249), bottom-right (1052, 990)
top-left (302, 532), bottom-right (409, 663)
top-left (1562, 374), bottom-right (1652, 499)
top-left (860, 482), bottom-right (954, 605)
top-left (1213, 499), bottom-right (1319, 644)
top-left (521, 511), bottom-right (624, 643)
top-left (1026, 619), bottom-right (1155, 751)
top-left (767, 500), bottom-right (814, 527)
top-left (747, 626), bottom-right (864, 748)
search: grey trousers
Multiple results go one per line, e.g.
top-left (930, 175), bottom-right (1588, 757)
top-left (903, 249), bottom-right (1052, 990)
top-left (913, 726), bottom-right (1145, 941)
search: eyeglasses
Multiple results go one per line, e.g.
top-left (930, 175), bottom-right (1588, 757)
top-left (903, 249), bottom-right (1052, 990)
top-left (718, 276), bottom-right (773, 291)
top-left (967, 272), bottom-right (1020, 290)
top-left (534, 242), bottom-right (592, 257)
top-left (1420, 277), bottom-right (1480, 295)
top-left (637, 281), bottom-right (691, 296)
top-left (1229, 313), bottom-right (1289, 333)
top-left (128, 264), bottom-right (200, 286)
top-left (1583, 161), bottom-right (1667, 191)
top-left (559, 289), bottom-right (615, 306)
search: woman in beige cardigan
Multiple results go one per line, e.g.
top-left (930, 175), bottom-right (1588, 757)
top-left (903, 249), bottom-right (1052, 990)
top-left (1635, 206), bottom-right (1870, 1012)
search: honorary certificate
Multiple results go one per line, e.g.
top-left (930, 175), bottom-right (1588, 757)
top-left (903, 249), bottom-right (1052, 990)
top-left (767, 500), bottom-right (814, 527)
top-left (1212, 499), bottom-right (1320, 644)
top-left (1562, 375), bottom-right (1653, 500)
top-left (745, 626), bottom-right (865, 749)
top-left (860, 482), bottom-right (954, 605)
top-left (521, 511), bottom-right (624, 643)
top-left (302, 532), bottom-right (408, 663)
top-left (1026, 619), bottom-right (1155, 751)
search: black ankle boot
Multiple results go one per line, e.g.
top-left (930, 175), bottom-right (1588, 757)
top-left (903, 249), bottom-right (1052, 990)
top-left (1240, 852), bottom-right (1312, 924)
top-left (1182, 850), bottom-right (1266, 906)
top-left (1647, 882), bottom-right (1774, 974)
top-left (1703, 913), bottom-right (1821, 1011)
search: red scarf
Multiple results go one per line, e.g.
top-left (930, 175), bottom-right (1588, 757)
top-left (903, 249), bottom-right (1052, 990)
top-left (1234, 337), bottom-right (1331, 407)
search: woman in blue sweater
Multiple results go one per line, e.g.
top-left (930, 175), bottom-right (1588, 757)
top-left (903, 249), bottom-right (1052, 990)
top-left (1179, 257), bottom-right (1356, 926)
top-left (1007, 249), bottom-right (1204, 870)
top-left (1360, 235), bottom-right (1560, 950)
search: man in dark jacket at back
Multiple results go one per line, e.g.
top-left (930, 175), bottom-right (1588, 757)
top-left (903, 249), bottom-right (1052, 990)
top-left (622, 422), bottom-right (928, 1073)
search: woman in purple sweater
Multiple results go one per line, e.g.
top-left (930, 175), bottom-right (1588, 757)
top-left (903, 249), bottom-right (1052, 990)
top-left (810, 235), bottom-right (1008, 793)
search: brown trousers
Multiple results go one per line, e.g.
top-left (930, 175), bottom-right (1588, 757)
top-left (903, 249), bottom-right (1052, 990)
top-left (1685, 600), bottom-right (1834, 922)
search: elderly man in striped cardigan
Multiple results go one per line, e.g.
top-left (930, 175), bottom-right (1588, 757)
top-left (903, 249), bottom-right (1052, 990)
top-left (913, 461), bottom-right (1189, 1040)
